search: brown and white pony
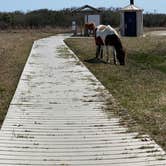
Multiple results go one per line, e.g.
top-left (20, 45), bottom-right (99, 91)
top-left (88, 23), bottom-right (126, 65)
top-left (84, 23), bottom-right (96, 36)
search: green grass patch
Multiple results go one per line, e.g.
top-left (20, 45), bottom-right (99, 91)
top-left (130, 52), bottom-right (166, 73)
top-left (132, 53), bottom-right (165, 65)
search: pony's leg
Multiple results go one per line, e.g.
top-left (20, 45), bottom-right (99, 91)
top-left (100, 45), bottom-right (104, 59)
top-left (106, 46), bottom-right (110, 63)
top-left (106, 46), bottom-right (117, 64)
top-left (113, 47), bottom-right (117, 65)
top-left (96, 45), bottom-right (100, 59)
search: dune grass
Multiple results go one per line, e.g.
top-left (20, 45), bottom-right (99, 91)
top-left (65, 34), bottom-right (166, 150)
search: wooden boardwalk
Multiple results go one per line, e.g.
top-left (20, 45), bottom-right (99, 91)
top-left (0, 35), bottom-right (166, 165)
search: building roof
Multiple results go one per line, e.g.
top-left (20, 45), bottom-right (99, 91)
top-left (72, 5), bottom-right (101, 13)
top-left (120, 4), bottom-right (143, 11)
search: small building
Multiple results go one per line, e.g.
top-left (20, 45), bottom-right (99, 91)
top-left (120, 0), bottom-right (143, 36)
top-left (72, 5), bottom-right (101, 36)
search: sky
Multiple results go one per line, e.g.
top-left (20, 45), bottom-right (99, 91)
top-left (0, 0), bottom-right (165, 14)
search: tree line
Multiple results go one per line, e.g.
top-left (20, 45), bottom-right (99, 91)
top-left (0, 8), bottom-right (165, 29)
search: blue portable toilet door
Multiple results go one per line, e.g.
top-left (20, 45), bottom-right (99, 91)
top-left (124, 12), bottom-right (137, 36)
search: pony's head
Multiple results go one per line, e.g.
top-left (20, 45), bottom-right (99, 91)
top-left (116, 48), bottom-right (126, 65)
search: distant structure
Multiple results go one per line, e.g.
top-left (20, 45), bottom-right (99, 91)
top-left (72, 5), bottom-right (101, 36)
top-left (120, 0), bottom-right (143, 36)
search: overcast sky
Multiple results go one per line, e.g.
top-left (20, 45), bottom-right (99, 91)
top-left (0, 0), bottom-right (165, 13)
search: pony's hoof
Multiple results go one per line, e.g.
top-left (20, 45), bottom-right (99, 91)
top-left (120, 62), bottom-right (125, 65)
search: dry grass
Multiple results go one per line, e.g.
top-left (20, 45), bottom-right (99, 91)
top-left (65, 34), bottom-right (166, 150)
top-left (144, 27), bottom-right (166, 32)
top-left (0, 28), bottom-right (69, 126)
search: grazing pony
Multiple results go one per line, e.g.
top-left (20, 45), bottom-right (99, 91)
top-left (88, 23), bottom-right (126, 65)
top-left (84, 23), bottom-right (96, 36)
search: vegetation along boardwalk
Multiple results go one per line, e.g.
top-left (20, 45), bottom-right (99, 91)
top-left (0, 34), bottom-right (166, 165)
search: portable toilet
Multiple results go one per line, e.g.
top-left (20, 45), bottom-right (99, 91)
top-left (120, 0), bottom-right (143, 36)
